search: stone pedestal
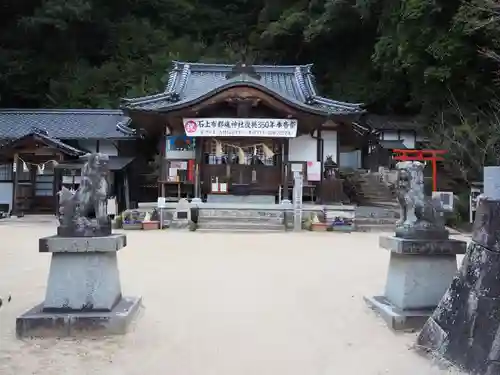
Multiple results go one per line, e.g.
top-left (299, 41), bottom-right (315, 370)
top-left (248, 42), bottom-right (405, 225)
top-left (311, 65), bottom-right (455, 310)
top-left (170, 198), bottom-right (191, 229)
top-left (364, 235), bottom-right (466, 331)
top-left (417, 199), bottom-right (500, 375)
top-left (16, 234), bottom-right (141, 338)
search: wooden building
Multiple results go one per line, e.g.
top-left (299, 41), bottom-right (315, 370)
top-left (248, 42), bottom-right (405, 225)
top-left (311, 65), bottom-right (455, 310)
top-left (118, 61), bottom-right (368, 204)
top-left (0, 109), bottom-right (136, 214)
top-left (0, 64), bottom-right (427, 213)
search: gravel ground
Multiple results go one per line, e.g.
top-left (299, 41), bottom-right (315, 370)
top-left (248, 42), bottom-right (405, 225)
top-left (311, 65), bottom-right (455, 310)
top-left (0, 223), bottom-right (465, 375)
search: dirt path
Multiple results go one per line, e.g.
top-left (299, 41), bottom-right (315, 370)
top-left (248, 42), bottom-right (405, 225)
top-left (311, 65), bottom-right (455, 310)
top-left (0, 226), bottom-right (463, 375)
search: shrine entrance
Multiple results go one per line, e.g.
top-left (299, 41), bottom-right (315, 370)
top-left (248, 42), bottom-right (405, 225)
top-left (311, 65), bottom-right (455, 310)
top-left (200, 137), bottom-right (282, 200)
top-left (119, 61), bottom-right (366, 204)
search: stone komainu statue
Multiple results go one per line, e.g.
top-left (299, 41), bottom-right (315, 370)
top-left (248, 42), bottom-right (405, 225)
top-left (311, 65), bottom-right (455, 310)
top-left (395, 161), bottom-right (448, 240)
top-left (57, 153), bottom-right (111, 237)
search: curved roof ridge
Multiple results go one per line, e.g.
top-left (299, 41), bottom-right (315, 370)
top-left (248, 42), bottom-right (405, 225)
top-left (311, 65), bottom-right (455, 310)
top-left (312, 96), bottom-right (364, 108)
top-left (293, 66), bottom-right (309, 102)
top-left (171, 60), bottom-right (314, 74)
top-left (122, 91), bottom-right (174, 104)
top-left (175, 63), bottom-right (191, 95)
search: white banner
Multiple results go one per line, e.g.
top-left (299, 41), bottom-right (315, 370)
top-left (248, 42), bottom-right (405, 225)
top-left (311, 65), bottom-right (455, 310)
top-left (183, 118), bottom-right (298, 138)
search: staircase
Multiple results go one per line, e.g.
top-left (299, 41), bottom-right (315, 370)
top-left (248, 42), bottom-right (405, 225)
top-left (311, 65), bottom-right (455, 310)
top-left (355, 205), bottom-right (399, 232)
top-left (355, 171), bottom-right (396, 206)
top-left (196, 207), bottom-right (286, 232)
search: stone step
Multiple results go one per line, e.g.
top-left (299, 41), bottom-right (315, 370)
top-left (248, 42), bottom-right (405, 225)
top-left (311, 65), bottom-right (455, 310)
top-left (356, 224), bottom-right (396, 232)
top-left (355, 217), bottom-right (399, 225)
top-left (199, 216), bottom-right (283, 223)
top-left (356, 206), bottom-right (399, 219)
top-left (196, 228), bottom-right (284, 233)
top-left (198, 210), bottom-right (283, 220)
top-left (362, 195), bottom-right (394, 200)
top-left (197, 221), bottom-right (285, 231)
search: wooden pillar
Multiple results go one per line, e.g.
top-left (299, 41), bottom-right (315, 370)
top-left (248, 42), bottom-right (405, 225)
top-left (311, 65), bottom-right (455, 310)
top-left (11, 153), bottom-right (19, 216)
top-left (53, 166), bottom-right (60, 216)
top-left (194, 138), bottom-right (202, 198)
top-left (317, 127), bottom-right (324, 204)
top-left (336, 128), bottom-right (341, 167)
top-left (282, 138), bottom-right (289, 201)
top-left (124, 170), bottom-right (131, 210)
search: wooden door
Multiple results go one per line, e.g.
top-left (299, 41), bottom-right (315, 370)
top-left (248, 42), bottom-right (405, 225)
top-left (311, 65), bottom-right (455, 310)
top-left (33, 163), bottom-right (56, 213)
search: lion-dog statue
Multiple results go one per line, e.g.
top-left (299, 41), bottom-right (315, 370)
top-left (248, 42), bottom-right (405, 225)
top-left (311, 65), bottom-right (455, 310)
top-left (395, 161), bottom-right (448, 239)
top-left (57, 153), bottom-right (111, 237)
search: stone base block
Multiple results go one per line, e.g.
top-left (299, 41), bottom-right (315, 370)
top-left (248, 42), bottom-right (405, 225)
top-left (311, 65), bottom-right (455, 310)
top-left (39, 234), bottom-right (126, 253)
top-left (385, 252), bottom-right (458, 310)
top-left (380, 235), bottom-right (467, 255)
top-left (364, 295), bottom-right (433, 331)
top-left (16, 296), bottom-right (142, 338)
top-left (44, 252), bottom-right (122, 311)
top-left (170, 220), bottom-right (190, 230)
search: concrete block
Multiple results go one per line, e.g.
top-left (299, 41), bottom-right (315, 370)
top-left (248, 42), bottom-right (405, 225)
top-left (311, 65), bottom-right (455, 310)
top-left (365, 235), bottom-right (466, 331)
top-left (384, 252), bottom-right (458, 310)
top-left (16, 296), bottom-right (141, 338)
top-left (364, 295), bottom-right (433, 331)
top-left (43, 252), bottom-right (122, 311)
top-left (39, 234), bottom-right (126, 253)
top-left (380, 236), bottom-right (466, 255)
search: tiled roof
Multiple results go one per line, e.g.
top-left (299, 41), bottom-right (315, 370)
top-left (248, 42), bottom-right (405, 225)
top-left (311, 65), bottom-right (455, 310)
top-left (0, 128), bottom-right (86, 156)
top-left (378, 140), bottom-right (407, 149)
top-left (122, 61), bottom-right (365, 116)
top-left (0, 109), bottom-right (134, 140)
top-left (362, 115), bottom-right (424, 131)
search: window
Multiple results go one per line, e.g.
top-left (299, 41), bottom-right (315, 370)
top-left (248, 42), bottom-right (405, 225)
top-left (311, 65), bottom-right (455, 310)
top-left (0, 163), bottom-right (13, 181)
top-left (35, 163), bottom-right (54, 197)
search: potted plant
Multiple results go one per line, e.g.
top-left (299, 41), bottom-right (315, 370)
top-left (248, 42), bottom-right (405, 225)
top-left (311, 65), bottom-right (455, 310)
top-left (122, 210), bottom-right (143, 230)
top-left (113, 213), bottom-right (123, 229)
top-left (142, 209), bottom-right (160, 230)
top-left (310, 213), bottom-right (328, 232)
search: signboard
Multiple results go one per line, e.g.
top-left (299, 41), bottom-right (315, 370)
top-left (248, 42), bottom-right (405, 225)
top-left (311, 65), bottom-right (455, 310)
top-left (432, 191), bottom-right (454, 212)
top-left (306, 161), bottom-right (321, 181)
top-left (183, 118), bottom-right (298, 138)
top-left (157, 197), bottom-right (167, 208)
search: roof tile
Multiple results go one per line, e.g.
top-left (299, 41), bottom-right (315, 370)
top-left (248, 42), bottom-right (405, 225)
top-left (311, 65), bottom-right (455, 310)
top-left (0, 109), bottom-right (134, 140)
top-left (122, 61), bottom-right (364, 116)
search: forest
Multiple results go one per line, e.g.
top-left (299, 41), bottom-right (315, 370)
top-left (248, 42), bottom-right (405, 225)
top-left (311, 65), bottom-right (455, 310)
top-left (1, 0), bottom-right (500, 186)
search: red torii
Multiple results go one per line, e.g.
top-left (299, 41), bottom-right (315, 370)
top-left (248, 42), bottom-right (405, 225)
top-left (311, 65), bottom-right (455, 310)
top-left (392, 149), bottom-right (447, 192)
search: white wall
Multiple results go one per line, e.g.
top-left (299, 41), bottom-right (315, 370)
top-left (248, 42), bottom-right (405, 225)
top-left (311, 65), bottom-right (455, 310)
top-left (288, 134), bottom-right (317, 162)
top-left (0, 182), bottom-right (13, 213)
top-left (77, 140), bottom-right (118, 156)
top-left (322, 130), bottom-right (338, 163)
top-left (288, 130), bottom-right (338, 163)
top-left (381, 130), bottom-right (416, 149)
